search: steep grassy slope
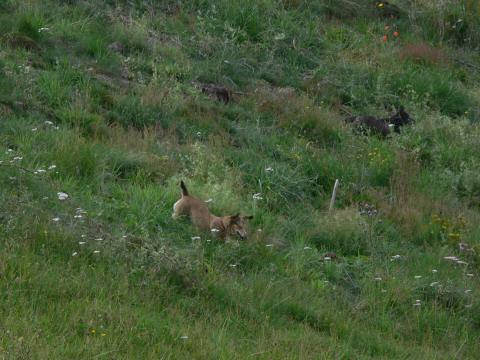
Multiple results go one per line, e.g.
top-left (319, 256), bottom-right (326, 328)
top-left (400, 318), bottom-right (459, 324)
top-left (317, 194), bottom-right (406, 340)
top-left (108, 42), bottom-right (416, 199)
top-left (1, 0), bottom-right (480, 358)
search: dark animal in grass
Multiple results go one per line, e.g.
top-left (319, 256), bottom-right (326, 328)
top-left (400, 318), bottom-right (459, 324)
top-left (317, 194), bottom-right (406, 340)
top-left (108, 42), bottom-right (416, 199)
top-left (345, 115), bottom-right (392, 137)
top-left (4, 33), bottom-right (39, 51)
top-left (346, 106), bottom-right (414, 137)
top-left (374, 1), bottom-right (402, 19)
top-left (387, 106), bottom-right (414, 133)
top-left (108, 41), bottom-right (125, 54)
top-left (199, 83), bottom-right (231, 104)
top-left (192, 81), bottom-right (247, 104)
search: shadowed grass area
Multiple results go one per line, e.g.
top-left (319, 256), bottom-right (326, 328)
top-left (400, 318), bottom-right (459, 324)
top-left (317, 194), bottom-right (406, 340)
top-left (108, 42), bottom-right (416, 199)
top-left (1, 0), bottom-right (480, 358)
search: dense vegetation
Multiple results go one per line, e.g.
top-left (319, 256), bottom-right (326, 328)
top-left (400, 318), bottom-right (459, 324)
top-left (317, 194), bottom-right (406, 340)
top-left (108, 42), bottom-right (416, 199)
top-left (1, 0), bottom-right (480, 358)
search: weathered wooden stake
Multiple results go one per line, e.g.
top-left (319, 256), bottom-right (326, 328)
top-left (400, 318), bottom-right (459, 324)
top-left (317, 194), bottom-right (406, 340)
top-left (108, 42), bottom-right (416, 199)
top-left (329, 179), bottom-right (339, 212)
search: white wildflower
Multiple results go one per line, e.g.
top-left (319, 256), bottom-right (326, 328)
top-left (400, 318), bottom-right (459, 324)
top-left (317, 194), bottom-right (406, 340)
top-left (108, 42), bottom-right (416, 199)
top-left (44, 120), bottom-right (54, 125)
top-left (303, 246), bottom-right (312, 250)
top-left (79, 242), bottom-right (86, 245)
top-left (430, 282), bottom-right (440, 287)
top-left (465, 289), bottom-right (472, 294)
top-left (72, 252), bottom-right (78, 256)
top-left (95, 238), bottom-right (103, 241)
top-left (229, 264), bottom-right (237, 267)
top-left (38, 27), bottom-right (50, 32)
top-left (93, 250), bottom-right (100, 254)
top-left (465, 304), bottom-right (473, 308)
top-left (253, 193), bottom-right (263, 200)
top-left (52, 217), bottom-right (60, 222)
top-left (13, 156), bottom-right (23, 161)
top-left (432, 269), bottom-right (438, 273)
top-left (374, 277), bottom-right (382, 281)
top-left (191, 236), bottom-right (201, 241)
top-left (48, 165), bottom-right (57, 170)
top-left (443, 256), bottom-right (459, 262)
top-left (36, 169), bottom-right (46, 173)
top-left (466, 273), bottom-right (474, 277)
top-left (57, 192), bottom-right (69, 200)
top-left (265, 244), bottom-right (273, 247)
top-left (414, 275), bottom-right (422, 279)
top-left (31, 128), bottom-right (38, 132)
top-left (390, 254), bottom-right (401, 261)
top-left (456, 260), bottom-right (468, 265)
top-left (74, 215), bottom-right (83, 219)
top-left (211, 228), bottom-right (220, 233)
top-left (265, 167), bottom-right (273, 172)
top-left (180, 336), bottom-right (188, 340)
top-left (204, 198), bottom-right (213, 203)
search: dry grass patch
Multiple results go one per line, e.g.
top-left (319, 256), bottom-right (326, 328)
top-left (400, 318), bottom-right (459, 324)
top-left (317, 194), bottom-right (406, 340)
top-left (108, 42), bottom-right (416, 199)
top-left (399, 42), bottom-right (449, 66)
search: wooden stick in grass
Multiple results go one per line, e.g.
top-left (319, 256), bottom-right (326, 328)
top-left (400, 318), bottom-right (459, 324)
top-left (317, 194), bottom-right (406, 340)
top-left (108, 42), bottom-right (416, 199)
top-left (329, 179), bottom-right (339, 212)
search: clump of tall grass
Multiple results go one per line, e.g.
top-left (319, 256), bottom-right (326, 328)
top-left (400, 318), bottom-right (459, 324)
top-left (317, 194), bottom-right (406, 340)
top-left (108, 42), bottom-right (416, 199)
top-left (310, 208), bottom-right (372, 255)
top-left (410, 0), bottom-right (480, 47)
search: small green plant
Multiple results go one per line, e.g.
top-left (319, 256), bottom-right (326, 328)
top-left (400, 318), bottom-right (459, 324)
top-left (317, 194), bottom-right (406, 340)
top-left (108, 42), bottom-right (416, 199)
top-left (310, 208), bottom-right (371, 255)
top-left (17, 13), bottom-right (44, 40)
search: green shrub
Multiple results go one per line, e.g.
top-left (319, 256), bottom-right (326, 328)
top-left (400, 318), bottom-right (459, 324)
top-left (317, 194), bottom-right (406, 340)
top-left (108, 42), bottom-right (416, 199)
top-left (193, 0), bottom-right (278, 42)
top-left (55, 108), bottom-right (105, 135)
top-left (454, 161), bottom-right (480, 207)
top-left (109, 96), bottom-right (164, 129)
top-left (387, 66), bottom-right (471, 117)
top-left (412, 0), bottom-right (480, 47)
top-left (55, 141), bottom-right (99, 181)
top-left (104, 148), bottom-right (175, 183)
top-left (310, 208), bottom-right (371, 255)
top-left (17, 13), bottom-right (44, 41)
top-left (365, 142), bottom-right (395, 187)
top-left (332, 62), bottom-right (378, 108)
top-left (36, 61), bottom-right (88, 109)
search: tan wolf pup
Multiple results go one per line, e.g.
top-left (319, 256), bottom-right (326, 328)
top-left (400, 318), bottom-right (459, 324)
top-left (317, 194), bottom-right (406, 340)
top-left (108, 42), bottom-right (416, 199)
top-left (172, 181), bottom-right (253, 240)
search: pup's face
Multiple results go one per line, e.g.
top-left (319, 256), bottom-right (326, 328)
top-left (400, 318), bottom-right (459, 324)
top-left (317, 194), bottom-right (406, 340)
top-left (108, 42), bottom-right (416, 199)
top-left (393, 107), bottom-right (414, 125)
top-left (228, 214), bottom-right (253, 240)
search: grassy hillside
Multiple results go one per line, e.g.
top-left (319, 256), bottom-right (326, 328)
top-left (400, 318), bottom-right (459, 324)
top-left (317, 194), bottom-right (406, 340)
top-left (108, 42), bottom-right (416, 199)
top-left (1, 0), bottom-right (480, 358)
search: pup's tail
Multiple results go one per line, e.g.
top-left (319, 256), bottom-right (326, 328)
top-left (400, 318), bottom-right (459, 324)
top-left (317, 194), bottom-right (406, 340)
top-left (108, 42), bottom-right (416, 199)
top-left (180, 180), bottom-right (189, 196)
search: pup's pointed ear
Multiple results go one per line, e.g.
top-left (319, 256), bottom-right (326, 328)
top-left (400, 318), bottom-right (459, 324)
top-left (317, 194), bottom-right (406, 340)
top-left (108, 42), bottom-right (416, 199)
top-left (229, 213), bottom-right (240, 224)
